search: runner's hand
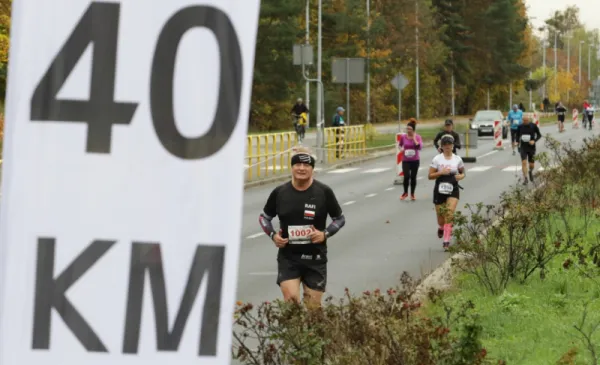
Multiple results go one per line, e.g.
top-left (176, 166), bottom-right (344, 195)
top-left (273, 233), bottom-right (288, 248)
top-left (529, 140), bottom-right (535, 146)
top-left (308, 226), bottom-right (326, 243)
top-left (441, 167), bottom-right (452, 175)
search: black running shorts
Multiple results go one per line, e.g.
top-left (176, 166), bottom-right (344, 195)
top-left (510, 129), bottom-right (519, 143)
top-left (277, 253), bottom-right (327, 292)
top-left (520, 146), bottom-right (535, 162)
top-left (433, 183), bottom-right (460, 205)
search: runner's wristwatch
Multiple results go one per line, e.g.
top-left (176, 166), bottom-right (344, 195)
top-left (324, 230), bottom-right (331, 238)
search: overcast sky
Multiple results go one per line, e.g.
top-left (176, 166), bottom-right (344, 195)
top-left (525, 0), bottom-right (600, 32)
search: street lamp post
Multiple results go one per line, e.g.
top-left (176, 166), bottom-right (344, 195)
top-left (554, 30), bottom-right (559, 98)
top-left (366, 0), bottom-right (371, 123)
top-left (579, 40), bottom-right (585, 84)
top-left (305, 0), bottom-right (310, 127)
top-left (542, 40), bottom-right (547, 99)
top-left (589, 44), bottom-right (592, 82)
top-left (565, 33), bottom-right (572, 103)
top-left (415, 0), bottom-right (420, 119)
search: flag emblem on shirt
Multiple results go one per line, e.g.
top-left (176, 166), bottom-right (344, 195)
top-left (304, 210), bottom-right (315, 218)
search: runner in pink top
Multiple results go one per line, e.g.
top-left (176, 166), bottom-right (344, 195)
top-left (398, 119), bottom-right (423, 201)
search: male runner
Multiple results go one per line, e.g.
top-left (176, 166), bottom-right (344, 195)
top-left (555, 101), bottom-right (567, 133)
top-left (258, 147), bottom-right (346, 308)
top-left (516, 117), bottom-right (542, 185)
top-left (507, 104), bottom-right (523, 156)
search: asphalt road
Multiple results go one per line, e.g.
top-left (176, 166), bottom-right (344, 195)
top-left (236, 122), bottom-right (596, 306)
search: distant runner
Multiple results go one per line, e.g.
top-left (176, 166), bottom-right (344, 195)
top-left (516, 117), bottom-right (542, 185)
top-left (433, 119), bottom-right (461, 154)
top-left (507, 104), bottom-right (524, 156)
top-left (258, 147), bottom-right (346, 308)
top-left (555, 101), bottom-right (567, 133)
top-left (398, 119), bottom-right (423, 201)
top-left (428, 134), bottom-right (466, 250)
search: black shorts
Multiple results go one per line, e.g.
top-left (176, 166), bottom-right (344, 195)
top-left (277, 253), bottom-right (327, 292)
top-left (433, 184), bottom-right (460, 205)
top-left (520, 147), bottom-right (535, 162)
top-left (510, 129), bottom-right (518, 143)
top-left (558, 116), bottom-right (565, 123)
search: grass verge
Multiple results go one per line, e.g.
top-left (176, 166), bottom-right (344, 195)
top-left (422, 135), bottom-right (600, 364)
top-left (427, 213), bottom-right (600, 364)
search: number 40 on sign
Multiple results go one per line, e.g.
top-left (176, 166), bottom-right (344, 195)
top-left (30, 1), bottom-right (243, 159)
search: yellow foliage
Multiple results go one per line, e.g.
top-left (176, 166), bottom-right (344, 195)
top-left (547, 70), bottom-right (578, 103)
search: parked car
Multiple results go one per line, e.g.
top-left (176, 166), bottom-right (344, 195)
top-left (469, 110), bottom-right (508, 139)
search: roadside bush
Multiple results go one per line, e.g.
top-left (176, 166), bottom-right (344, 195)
top-left (232, 273), bottom-right (490, 365)
top-left (451, 135), bottom-right (600, 295)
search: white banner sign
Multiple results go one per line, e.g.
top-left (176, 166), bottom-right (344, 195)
top-left (0, 1), bottom-right (260, 364)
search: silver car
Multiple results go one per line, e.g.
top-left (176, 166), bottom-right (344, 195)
top-left (469, 110), bottom-right (508, 139)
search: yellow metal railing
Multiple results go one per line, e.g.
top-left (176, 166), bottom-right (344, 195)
top-left (246, 132), bottom-right (298, 181)
top-left (324, 125), bottom-right (367, 163)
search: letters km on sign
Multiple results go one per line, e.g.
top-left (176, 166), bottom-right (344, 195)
top-left (0, 1), bottom-right (261, 364)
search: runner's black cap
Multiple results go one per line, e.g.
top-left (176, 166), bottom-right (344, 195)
top-left (440, 134), bottom-right (455, 145)
top-left (444, 119), bottom-right (453, 126)
top-left (291, 153), bottom-right (315, 167)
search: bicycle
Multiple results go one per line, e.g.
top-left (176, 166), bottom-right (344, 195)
top-left (292, 112), bottom-right (307, 143)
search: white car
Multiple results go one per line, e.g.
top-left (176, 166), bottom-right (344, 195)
top-left (469, 110), bottom-right (508, 139)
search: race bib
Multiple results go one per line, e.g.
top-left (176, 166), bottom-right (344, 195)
top-left (438, 182), bottom-right (454, 195)
top-left (512, 119), bottom-right (519, 125)
top-left (288, 225), bottom-right (315, 244)
top-left (404, 149), bottom-right (416, 157)
top-left (521, 135), bottom-right (531, 143)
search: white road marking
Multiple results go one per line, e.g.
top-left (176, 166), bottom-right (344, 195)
top-left (417, 176), bottom-right (424, 180)
top-left (343, 201), bottom-right (356, 206)
top-left (385, 187), bottom-right (395, 191)
top-left (328, 167), bottom-right (360, 174)
top-left (477, 150), bottom-right (498, 159)
top-left (502, 166), bottom-right (521, 172)
top-left (247, 272), bottom-right (277, 276)
top-left (245, 232), bottom-right (264, 239)
top-left (365, 193), bottom-right (377, 198)
top-left (362, 167), bottom-right (392, 174)
top-left (468, 166), bottom-right (493, 172)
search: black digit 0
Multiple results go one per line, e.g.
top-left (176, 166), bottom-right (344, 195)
top-left (30, 2), bottom-right (138, 154)
top-left (150, 6), bottom-right (243, 159)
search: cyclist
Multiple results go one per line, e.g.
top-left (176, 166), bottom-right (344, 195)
top-left (516, 116), bottom-right (542, 185)
top-left (258, 147), bottom-right (346, 308)
top-left (332, 107), bottom-right (346, 158)
top-left (433, 119), bottom-right (461, 154)
top-left (291, 98), bottom-right (309, 142)
top-left (398, 119), bottom-right (423, 201)
top-left (507, 104), bottom-right (523, 156)
top-left (555, 101), bottom-right (567, 133)
top-left (428, 134), bottom-right (466, 251)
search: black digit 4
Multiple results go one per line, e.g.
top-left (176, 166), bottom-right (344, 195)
top-left (29, 2), bottom-right (244, 160)
top-left (30, 2), bottom-right (138, 154)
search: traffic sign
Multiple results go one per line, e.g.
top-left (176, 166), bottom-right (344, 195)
top-left (391, 73), bottom-right (409, 90)
top-left (0, 1), bottom-right (260, 364)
